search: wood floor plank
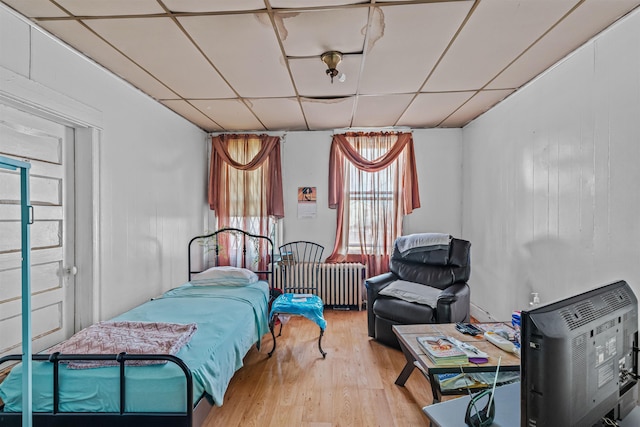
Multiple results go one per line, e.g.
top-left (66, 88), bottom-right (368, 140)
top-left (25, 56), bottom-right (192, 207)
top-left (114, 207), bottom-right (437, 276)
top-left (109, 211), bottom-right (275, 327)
top-left (204, 310), bottom-right (433, 426)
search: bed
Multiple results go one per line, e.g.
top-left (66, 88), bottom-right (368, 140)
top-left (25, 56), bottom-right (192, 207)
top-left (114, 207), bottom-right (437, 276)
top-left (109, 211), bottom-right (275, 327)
top-left (0, 228), bottom-right (274, 427)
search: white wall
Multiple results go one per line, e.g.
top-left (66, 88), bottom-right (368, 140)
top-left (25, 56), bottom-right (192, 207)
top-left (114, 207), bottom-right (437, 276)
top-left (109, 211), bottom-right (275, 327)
top-left (462, 8), bottom-right (640, 320)
top-left (280, 129), bottom-right (463, 256)
top-left (280, 131), bottom-right (335, 252)
top-left (1, 6), bottom-right (208, 321)
top-left (406, 129), bottom-right (463, 238)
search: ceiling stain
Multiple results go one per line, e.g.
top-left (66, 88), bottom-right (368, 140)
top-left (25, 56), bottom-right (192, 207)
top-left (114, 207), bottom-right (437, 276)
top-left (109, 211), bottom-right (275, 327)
top-left (366, 7), bottom-right (385, 54)
top-left (254, 13), bottom-right (272, 28)
top-left (272, 12), bottom-right (301, 41)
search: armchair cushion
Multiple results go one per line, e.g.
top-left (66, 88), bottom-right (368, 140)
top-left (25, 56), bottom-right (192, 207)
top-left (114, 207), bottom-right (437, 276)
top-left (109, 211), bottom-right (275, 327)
top-left (373, 297), bottom-right (436, 326)
top-left (398, 248), bottom-right (450, 265)
top-left (389, 238), bottom-right (471, 290)
top-left (378, 280), bottom-right (441, 307)
top-left (395, 233), bottom-right (451, 264)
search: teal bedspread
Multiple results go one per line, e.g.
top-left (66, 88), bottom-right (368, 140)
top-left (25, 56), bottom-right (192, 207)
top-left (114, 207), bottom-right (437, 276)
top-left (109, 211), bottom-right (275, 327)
top-left (0, 281), bottom-right (269, 413)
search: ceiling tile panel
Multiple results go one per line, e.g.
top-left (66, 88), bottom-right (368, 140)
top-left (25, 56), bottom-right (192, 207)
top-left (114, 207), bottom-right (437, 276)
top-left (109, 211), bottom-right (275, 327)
top-left (377, 0), bottom-right (444, 2)
top-left (441, 89), bottom-right (514, 127)
top-left (270, 0), bottom-right (367, 8)
top-left (359, 2), bottom-right (473, 95)
top-left (84, 17), bottom-right (235, 99)
top-left (4, 0), bottom-right (640, 131)
top-left (487, 0), bottom-right (640, 89)
top-left (301, 97), bottom-right (355, 130)
top-left (179, 14), bottom-right (294, 98)
top-left (397, 91), bottom-right (475, 128)
top-left (1, 0), bottom-right (67, 17)
top-left (247, 98), bottom-right (307, 131)
top-left (55, 0), bottom-right (163, 16)
top-left (190, 99), bottom-right (266, 131)
top-left (162, 0), bottom-right (266, 13)
top-left (161, 100), bottom-right (223, 131)
top-left (277, 8), bottom-right (368, 57)
top-left (424, 0), bottom-right (578, 92)
top-left (289, 55), bottom-right (361, 97)
top-left (353, 94), bottom-right (413, 127)
top-left (39, 20), bottom-right (178, 99)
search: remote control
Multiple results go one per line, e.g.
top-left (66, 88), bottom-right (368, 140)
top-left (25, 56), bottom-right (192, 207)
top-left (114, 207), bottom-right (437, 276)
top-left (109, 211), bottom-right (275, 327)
top-left (484, 331), bottom-right (517, 353)
top-left (456, 322), bottom-right (483, 336)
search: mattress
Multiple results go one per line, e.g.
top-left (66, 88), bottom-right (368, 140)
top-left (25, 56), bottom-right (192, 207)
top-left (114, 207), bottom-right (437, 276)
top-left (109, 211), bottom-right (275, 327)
top-left (0, 280), bottom-right (269, 413)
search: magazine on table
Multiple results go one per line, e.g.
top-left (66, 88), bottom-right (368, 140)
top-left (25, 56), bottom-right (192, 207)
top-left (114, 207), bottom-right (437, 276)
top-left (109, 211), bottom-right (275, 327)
top-left (416, 336), bottom-right (468, 365)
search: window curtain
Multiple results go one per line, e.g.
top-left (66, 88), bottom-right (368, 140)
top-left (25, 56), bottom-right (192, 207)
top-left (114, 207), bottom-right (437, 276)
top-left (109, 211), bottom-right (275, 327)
top-left (326, 132), bottom-right (420, 276)
top-left (208, 134), bottom-right (284, 269)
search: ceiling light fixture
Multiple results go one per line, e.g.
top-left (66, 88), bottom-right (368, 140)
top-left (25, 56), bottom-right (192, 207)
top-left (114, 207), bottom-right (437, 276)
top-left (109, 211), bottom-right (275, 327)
top-left (321, 51), bottom-right (343, 84)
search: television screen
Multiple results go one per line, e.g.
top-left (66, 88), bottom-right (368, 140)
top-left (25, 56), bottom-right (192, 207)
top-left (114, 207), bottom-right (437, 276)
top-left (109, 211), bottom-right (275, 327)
top-left (521, 280), bottom-right (638, 427)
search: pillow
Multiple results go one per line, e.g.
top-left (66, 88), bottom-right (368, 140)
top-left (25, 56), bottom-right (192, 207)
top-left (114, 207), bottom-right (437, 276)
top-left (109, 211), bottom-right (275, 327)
top-left (378, 280), bottom-right (442, 307)
top-left (191, 266), bottom-right (259, 286)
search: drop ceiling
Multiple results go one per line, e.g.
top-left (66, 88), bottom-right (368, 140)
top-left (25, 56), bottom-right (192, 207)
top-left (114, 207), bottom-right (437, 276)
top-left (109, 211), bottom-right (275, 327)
top-left (3, 0), bottom-right (639, 132)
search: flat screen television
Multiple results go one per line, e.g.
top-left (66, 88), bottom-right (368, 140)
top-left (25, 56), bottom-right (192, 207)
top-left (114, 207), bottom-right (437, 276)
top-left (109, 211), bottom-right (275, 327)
top-left (521, 280), bottom-right (639, 427)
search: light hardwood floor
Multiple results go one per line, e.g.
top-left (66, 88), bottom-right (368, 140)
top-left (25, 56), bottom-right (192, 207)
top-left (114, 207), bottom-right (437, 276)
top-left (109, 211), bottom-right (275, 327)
top-left (203, 309), bottom-right (433, 427)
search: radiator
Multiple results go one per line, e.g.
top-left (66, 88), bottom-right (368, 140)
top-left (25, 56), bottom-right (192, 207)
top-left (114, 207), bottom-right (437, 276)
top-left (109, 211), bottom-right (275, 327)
top-left (272, 263), bottom-right (367, 310)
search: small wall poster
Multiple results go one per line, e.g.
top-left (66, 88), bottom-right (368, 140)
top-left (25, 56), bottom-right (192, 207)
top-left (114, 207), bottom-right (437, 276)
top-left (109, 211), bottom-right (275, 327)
top-left (297, 186), bottom-right (317, 219)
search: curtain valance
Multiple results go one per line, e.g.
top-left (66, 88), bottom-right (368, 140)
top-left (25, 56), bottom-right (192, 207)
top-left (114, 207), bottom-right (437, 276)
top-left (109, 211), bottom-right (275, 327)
top-left (328, 132), bottom-right (420, 214)
top-left (326, 132), bottom-right (421, 275)
top-left (208, 134), bottom-right (284, 219)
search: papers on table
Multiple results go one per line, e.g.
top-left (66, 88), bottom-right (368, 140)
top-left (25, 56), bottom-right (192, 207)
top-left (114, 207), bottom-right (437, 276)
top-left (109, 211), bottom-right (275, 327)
top-left (446, 336), bottom-right (489, 364)
top-left (417, 335), bottom-right (489, 365)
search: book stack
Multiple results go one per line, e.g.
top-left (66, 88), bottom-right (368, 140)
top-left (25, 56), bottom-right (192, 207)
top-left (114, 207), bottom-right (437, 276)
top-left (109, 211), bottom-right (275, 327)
top-left (417, 336), bottom-right (468, 366)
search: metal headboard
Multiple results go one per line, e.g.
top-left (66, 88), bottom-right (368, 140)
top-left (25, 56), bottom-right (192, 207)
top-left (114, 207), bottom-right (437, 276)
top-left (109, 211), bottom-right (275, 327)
top-left (187, 227), bottom-right (274, 287)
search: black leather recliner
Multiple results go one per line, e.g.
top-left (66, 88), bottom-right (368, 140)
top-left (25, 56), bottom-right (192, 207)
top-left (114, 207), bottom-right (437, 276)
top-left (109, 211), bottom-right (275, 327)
top-left (365, 236), bottom-right (471, 348)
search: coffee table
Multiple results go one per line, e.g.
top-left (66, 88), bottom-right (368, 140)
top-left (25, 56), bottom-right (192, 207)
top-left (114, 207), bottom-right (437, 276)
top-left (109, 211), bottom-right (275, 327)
top-left (392, 323), bottom-right (521, 403)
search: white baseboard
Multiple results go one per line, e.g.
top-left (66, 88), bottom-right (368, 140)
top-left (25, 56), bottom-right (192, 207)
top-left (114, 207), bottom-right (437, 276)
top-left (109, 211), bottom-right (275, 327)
top-left (470, 303), bottom-right (500, 322)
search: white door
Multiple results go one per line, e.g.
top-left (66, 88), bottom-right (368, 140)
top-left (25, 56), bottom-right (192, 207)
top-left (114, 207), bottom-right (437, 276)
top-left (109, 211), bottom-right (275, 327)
top-left (0, 104), bottom-right (75, 358)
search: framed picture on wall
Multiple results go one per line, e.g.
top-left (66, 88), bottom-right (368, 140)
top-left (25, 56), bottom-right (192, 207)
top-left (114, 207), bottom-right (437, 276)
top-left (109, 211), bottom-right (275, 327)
top-left (297, 187), bottom-right (317, 218)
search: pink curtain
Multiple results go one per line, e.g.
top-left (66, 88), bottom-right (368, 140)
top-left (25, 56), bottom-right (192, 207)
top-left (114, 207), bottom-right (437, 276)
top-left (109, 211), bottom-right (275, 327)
top-left (208, 134), bottom-right (283, 269)
top-left (326, 132), bottom-right (420, 276)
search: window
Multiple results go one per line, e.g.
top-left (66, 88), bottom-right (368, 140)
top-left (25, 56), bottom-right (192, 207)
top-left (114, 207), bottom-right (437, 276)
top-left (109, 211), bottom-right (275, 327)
top-left (346, 149), bottom-right (397, 255)
top-left (326, 132), bottom-right (420, 276)
top-left (208, 134), bottom-right (283, 268)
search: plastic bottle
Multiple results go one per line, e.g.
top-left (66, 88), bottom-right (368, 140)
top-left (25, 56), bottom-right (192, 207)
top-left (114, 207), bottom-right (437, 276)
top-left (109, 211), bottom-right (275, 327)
top-left (512, 311), bottom-right (521, 348)
top-left (529, 292), bottom-right (540, 307)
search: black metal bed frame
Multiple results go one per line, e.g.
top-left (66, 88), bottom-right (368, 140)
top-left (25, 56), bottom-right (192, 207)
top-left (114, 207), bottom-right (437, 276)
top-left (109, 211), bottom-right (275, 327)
top-left (0, 228), bottom-right (274, 427)
top-left (0, 352), bottom-right (209, 427)
top-left (188, 227), bottom-right (275, 283)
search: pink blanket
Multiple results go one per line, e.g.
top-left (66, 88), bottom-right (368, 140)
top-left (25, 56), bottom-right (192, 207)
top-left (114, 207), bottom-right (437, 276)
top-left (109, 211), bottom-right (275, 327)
top-left (47, 321), bottom-right (197, 369)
